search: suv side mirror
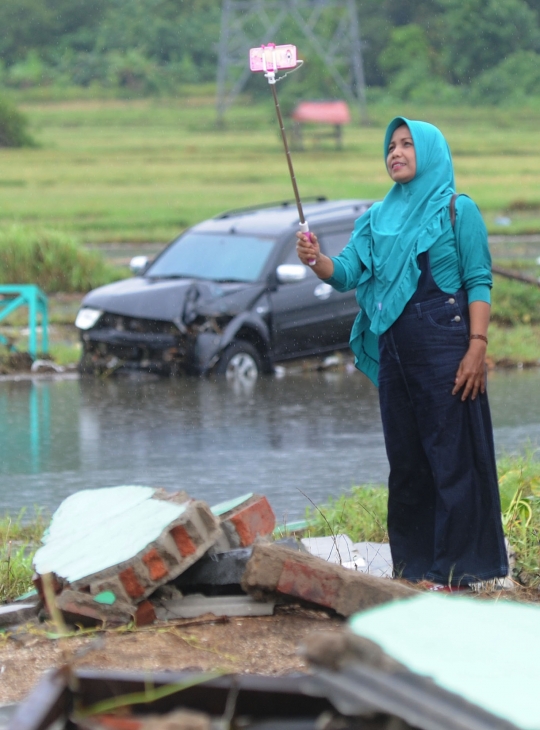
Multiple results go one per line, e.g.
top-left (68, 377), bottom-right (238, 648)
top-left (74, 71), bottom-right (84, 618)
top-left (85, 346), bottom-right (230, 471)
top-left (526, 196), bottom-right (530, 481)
top-left (276, 264), bottom-right (307, 284)
top-left (130, 255), bottom-right (149, 275)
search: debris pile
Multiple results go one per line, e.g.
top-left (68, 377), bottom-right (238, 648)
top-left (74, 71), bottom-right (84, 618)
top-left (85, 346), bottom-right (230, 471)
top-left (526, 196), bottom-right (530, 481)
top-left (5, 486), bottom-right (413, 630)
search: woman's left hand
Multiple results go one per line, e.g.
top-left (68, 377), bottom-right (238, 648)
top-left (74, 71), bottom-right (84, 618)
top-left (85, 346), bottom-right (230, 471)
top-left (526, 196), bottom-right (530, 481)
top-left (452, 340), bottom-right (487, 401)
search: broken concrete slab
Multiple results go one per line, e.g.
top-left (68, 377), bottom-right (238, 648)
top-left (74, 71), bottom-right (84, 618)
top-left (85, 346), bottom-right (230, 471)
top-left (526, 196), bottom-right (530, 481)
top-left (211, 493), bottom-right (276, 551)
top-left (56, 589), bottom-right (134, 627)
top-left (348, 594), bottom-right (540, 730)
top-left (33, 486), bottom-right (222, 604)
top-left (153, 593), bottom-right (276, 621)
top-left (55, 590), bottom-right (157, 628)
top-left (301, 535), bottom-right (360, 565)
top-left (0, 602), bottom-right (39, 628)
top-left (241, 543), bottom-right (417, 617)
top-left (301, 537), bottom-right (393, 578)
top-left (349, 542), bottom-right (393, 578)
top-left (175, 538), bottom-right (307, 596)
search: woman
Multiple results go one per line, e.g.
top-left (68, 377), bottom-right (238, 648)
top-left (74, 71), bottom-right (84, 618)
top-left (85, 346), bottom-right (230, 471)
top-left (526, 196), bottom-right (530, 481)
top-left (296, 117), bottom-right (508, 588)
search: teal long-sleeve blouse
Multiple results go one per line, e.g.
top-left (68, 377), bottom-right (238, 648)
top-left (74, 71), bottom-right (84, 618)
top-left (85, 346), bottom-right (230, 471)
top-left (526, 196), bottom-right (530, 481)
top-left (324, 195), bottom-right (492, 386)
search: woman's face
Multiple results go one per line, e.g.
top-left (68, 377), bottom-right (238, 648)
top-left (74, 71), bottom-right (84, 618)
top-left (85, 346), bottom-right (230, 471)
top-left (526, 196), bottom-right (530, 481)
top-left (386, 125), bottom-right (416, 183)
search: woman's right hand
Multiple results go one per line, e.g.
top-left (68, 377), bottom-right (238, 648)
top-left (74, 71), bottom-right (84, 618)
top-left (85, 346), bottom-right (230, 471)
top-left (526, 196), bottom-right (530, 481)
top-left (295, 231), bottom-right (335, 280)
top-left (296, 231), bottom-right (320, 265)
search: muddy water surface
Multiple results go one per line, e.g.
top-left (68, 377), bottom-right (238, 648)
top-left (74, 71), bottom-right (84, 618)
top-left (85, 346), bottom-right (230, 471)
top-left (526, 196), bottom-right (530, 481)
top-left (1, 368), bottom-right (539, 520)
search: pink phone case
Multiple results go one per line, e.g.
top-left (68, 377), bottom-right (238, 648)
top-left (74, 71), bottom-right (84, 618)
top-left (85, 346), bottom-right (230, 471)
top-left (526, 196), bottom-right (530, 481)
top-left (249, 44), bottom-right (297, 72)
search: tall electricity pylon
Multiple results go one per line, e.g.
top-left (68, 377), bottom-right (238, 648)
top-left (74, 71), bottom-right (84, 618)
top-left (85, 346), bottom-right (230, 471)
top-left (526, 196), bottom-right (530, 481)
top-left (216, 0), bottom-right (367, 125)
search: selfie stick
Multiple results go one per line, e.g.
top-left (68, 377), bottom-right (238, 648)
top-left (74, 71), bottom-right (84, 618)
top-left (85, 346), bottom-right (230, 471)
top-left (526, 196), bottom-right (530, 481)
top-left (259, 45), bottom-right (317, 266)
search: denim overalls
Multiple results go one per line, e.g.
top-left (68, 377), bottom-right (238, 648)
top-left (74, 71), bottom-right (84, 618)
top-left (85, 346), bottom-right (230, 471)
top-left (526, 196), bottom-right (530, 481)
top-left (378, 251), bottom-right (508, 585)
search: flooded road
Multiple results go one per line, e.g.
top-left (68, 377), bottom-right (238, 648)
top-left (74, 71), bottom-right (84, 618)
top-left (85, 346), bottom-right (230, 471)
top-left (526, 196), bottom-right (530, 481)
top-left (1, 368), bottom-right (540, 521)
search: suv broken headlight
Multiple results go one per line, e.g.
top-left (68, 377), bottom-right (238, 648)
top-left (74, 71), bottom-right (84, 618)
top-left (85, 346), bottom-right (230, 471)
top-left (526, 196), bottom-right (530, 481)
top-left (75, 307), bottom-right (103, 330)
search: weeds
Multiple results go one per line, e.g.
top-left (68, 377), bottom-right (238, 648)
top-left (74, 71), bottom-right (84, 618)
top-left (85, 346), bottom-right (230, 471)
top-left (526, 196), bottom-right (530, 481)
top-left (306, 484), bottom-right (388, 544)
top-left (498, 452), bottom-right (540, 585)
top-left (0, 508), bottom-right (47, 603)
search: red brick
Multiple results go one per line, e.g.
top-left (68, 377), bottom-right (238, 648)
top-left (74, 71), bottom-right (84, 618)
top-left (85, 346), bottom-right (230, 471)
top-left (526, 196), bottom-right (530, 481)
top-left (170, 524), bottom-right (197, 556)
top-left (229, 496), bottom-right (275, 546)
top-left (142, 548), bottom-right (169, 581)
top-left (32, 572), bottom-right (63, 602)
top-left (56, 590), bottom-right (134, 627)
top-left (119, 567), bottom-right (146, 599)
top-left (92, 716), bottom-right (143, 730)
top-left (277, 558), bottom-right (342, 609)
top-left (135, 599), bottom-right (156, 627)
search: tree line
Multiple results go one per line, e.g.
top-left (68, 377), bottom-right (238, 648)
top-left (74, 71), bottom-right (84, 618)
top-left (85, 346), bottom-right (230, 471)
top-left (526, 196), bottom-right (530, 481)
top-left (1, 0), bottom-right (540, 104)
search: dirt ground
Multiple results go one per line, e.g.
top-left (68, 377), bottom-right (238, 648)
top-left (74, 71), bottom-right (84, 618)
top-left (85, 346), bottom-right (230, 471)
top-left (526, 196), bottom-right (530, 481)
top-left (0, 607), bottom-right (343, 704)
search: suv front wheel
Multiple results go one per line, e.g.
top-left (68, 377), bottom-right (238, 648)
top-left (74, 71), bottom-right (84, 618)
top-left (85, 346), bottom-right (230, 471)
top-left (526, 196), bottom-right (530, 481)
top-left (214, 340), bottom-right (262, 382)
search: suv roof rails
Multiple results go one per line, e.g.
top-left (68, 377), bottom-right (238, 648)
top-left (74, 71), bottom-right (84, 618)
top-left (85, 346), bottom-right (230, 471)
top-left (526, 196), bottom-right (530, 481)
top-left (215, 197), bottom-right (328, 219)
top-left (308, 199), bottom-right (372, 220)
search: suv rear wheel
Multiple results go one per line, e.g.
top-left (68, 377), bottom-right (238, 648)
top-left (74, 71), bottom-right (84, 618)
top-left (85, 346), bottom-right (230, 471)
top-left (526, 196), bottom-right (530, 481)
top-left (214, 340), bottom-right (262, 382)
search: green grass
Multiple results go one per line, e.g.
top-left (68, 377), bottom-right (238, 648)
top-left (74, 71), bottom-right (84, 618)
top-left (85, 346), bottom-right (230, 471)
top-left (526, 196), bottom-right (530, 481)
top-left (2, 94), bottom-right (540, 241)
top-left (307, 454), bottom-right (540, 587)
top-left (0, 225), bottom-right (123, 293)
top-left (488, 324), bottom-right (540, 365)
top-left (0, 509), bottom-right (48, 602)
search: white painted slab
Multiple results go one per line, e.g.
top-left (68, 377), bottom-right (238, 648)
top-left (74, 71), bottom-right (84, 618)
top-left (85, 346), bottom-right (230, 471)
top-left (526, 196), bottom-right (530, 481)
top-left (155, 594), bottom-right (276, 620)
top-left (301, 535), bottom-right (362, 565)
top-left (34, 486), bottom-right (186, 583)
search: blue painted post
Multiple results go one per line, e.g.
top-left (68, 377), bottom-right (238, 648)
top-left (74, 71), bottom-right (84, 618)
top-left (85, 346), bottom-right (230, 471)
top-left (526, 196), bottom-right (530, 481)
top-left (28, 289), bottom-right (37, 359)
top-left (40, 290), bottom-right (48, 354)
top-left (29, 384), bottom-right (40, 473)
top-left (0, 285), bottom-right (48, 359)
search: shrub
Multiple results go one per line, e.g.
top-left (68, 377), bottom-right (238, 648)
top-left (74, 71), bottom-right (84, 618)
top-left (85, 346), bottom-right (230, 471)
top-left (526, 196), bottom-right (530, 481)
top-left (0, 95), bottom-right (34, 147)
top-left (491, 276), bottom-right (540, 325)
top-left (0, 225), bottom-right (125, 293)
top-left (469, 51), bottom-right (540, 105)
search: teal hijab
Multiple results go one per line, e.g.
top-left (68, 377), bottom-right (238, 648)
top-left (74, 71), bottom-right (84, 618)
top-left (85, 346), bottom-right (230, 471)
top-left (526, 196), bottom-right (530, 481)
top-left (347, 117), bottom-right (456, 384)
top-left (354, 117), bottom-right (455, 334)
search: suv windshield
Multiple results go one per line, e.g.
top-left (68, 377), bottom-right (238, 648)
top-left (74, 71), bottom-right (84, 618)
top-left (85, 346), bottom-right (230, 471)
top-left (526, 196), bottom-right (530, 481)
top-left (145, 232), bottom-right (276, 283)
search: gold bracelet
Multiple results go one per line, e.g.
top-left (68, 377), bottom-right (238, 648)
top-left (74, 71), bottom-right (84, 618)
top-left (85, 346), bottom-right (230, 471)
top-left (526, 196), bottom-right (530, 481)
top-left (470, 334), bottom-right (488, 345)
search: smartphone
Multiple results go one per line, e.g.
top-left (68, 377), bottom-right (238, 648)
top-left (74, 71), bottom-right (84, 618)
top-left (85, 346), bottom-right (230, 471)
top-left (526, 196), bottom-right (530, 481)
top-left (249, 44), bottom-right (297, 73)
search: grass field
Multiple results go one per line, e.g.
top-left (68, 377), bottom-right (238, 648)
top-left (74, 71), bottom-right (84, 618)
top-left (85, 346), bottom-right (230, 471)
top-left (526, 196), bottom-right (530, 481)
top-left (2, 93), bottom-right (540, 242)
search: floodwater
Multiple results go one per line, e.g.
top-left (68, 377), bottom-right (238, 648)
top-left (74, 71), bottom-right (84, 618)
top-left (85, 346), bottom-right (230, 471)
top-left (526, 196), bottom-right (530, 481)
top-left (1, 368), bottom-right (540, 521)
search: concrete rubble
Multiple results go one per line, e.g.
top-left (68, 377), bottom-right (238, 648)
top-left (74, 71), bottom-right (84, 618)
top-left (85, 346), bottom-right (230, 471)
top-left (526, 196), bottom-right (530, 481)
top-left (241, 542), bottom-right (416, 617)
top-left (0, 486), bottom-right (413, 630)
top-left (0, 602), bottom-right (40, 627)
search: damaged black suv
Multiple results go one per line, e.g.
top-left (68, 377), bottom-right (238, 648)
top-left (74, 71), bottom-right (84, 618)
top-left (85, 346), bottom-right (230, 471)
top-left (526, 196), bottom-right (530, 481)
top-left (75, 198), bottom-right (374, 378)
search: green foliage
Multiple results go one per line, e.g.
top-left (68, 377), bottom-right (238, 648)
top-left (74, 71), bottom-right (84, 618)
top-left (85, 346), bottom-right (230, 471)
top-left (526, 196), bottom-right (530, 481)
top-left (436, 0), bottom-right (540, 85)
top-left (0, 225), bottom-right (124, 293)
top-left (0, 508), bottom-right (46, 603)
top-left (488, 324), bottom-right (540, 365)
top-left (306, 485), bottom-right (388, 543)
top-left (497, 453), bottom-right (540, 584)
top-left (0, 541), bottom-right (35, 603)
top-left (469, 51), bottom-right (540, 105)
top-left (0, 95), bottom-right (33, 147)
top-left (491, 276), bottom-right (540, 325)
top-left (0, 508), bottom-right (48, 544)
top-left (376, 24), bottom-right (460, 103)
top-left (2, 0), bottom-right (540, 103)
top-left (0, 0), bottom-right (107, 66)
top-left (379, 24), bottom-right (433, 82)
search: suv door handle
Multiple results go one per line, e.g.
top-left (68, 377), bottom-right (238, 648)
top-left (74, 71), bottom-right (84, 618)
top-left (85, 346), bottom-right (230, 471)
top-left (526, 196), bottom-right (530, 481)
top-left (314, 282), bottom-right (333, 300)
